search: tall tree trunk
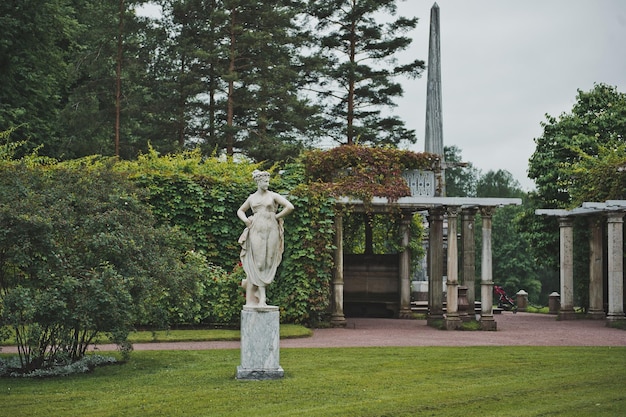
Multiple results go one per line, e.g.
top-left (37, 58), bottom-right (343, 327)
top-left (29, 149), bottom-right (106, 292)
top-left (347, 13), bottom-right (356, 145)
top-left (209, 68), bottom-right (216, 145)
top-left (208, 0), bottom-right (217, 145)
top-left (115, 0), bottom-right (124, 157)
top-left (178, 51), bottom-right (186, 148)
top-left (226, 7), bottom-right (236, 156)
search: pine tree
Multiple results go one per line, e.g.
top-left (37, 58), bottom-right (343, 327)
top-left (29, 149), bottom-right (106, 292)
top-left (53, 0), bottom-right (156, 159)
top-left (308, 0), bottom-right (424, 146)
top-left (222, 0), bottom-right (321, 161)
top-left (0, 0), bottom-right (79, 151)
top-left (151, 0), bottom-right (319, 163)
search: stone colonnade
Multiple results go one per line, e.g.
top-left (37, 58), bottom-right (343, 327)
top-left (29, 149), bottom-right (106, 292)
top-left (331, 197), bottom-right (522, 329)
top-left (536, 200), bottom-right (626, 322)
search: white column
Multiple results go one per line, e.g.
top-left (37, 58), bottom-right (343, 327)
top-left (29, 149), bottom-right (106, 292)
top-left (607, 212), bottom-right (625, 321)
top-left (558, 217), bottom-right (576, 320)
top-left (427, 207), bottom-right (445, 325)
top-left (445, 206), bottom-right (461, 329)
top-left (588, 217), bottom-right (605, 319)
top-left (479, 207), bottom-right (496, 330)
top-left (461, 207), bottom-right (478, 315)
top-left (399, 210), bottom-right (413, 318)
top-left (331, 213), bottom-right (346, 327)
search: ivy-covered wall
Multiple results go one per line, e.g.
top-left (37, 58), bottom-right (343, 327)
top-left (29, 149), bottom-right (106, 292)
top-left (120, 151), bottom-right (337, 325)
top-left (1, 144), bottom-right (434, 335)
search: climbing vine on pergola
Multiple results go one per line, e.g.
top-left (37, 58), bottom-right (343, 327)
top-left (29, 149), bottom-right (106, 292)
top-left (303, 145), bottom-right (441, 202)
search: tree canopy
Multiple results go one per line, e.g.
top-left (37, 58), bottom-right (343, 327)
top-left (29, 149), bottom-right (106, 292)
top-left (528, 83), bottom-right (626, 208)
top-left (522, 83), bottom-right (626, 307)
top-left (308, 0), bottom-right (424, 146)
top-left (0, 0), bottom-right (424, 164)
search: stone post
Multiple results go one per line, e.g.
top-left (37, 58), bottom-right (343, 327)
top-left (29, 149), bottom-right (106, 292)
top-left (548, 292), bottom-right (560, 314)
top-left (427, 207), bottom-right (445, 325)
top-left (331, 213), bottom-right (346, 327)
top-left (588, 216), bottom-right (605, 319)
top-left (516, 290), bottom-right (528, 312)
top-left (558, 217), bottom-right (576, 320)
top-left (461, 207), bottom-right (477, 317)
top-left (399, 210), bottom-right (413, 318)
top-left (606, 212), bottom-right (625, 322)
top-left (479, 207), bottom-right (497, 330)
top-left (445, 206), bottom-right (461, 329)
top-left (237, 306), bottom-right (283, 380)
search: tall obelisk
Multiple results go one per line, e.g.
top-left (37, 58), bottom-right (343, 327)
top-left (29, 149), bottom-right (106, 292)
top-left (424, 2), bottom-right (445, 196)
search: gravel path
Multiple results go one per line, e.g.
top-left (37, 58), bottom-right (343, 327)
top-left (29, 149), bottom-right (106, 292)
top-left (4, 312), bottom-right (622, 354)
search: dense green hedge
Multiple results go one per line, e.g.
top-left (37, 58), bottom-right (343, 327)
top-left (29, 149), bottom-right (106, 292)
top-left (0, 155), bottom-right (199, 371)
top-left (119, 150), bottom-right (337, 325)
top-left (0, 146), bottom-right (339, 374)
top-left (272, 164), bottom-right (336, 325)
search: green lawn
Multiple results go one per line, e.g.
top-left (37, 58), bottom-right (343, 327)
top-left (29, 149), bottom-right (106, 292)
top-left (125, 324), bottom-right (312, 343)
top-left (1, 346), bottom-right (624, 416)
top-left (0, 325), bottom-right (312, 346)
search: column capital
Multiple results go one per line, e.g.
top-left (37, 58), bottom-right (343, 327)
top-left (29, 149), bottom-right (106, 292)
top-left (606, 211), bottom-right (625, 223)
top-left (461, 207), bottom-right (478, 219)
top-left (428, 206), bottom-right (445, 221)
top-left (479, 206), bottom-right (495, 218)
top-left (558, 216), bottom-right (575, 227)
top-left (446, 205), bottom-right (461, 217)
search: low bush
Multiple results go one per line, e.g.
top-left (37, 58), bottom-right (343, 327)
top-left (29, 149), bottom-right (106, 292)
top-left (0, 354), bottom-right (117, 378)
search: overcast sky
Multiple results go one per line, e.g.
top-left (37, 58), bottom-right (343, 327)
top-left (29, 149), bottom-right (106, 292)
top-left (394, 0), bottom-right (626, 190)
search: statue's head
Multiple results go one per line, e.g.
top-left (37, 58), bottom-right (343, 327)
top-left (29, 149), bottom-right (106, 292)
top-left (252, 170), bottom-right (270, 183)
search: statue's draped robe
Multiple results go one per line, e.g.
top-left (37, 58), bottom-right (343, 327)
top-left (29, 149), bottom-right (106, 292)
top-left (238, 196), bottom-right (284, 287)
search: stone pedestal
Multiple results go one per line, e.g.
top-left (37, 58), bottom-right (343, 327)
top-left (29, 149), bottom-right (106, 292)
top-left (548, 292), bottom-right (560, 315)
top-left (516, 290), bottom-right (528, 312)
top-left (236, 306), bottom-right (284, 380)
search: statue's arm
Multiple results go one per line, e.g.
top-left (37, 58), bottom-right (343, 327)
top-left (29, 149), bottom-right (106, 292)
top-left (274, 193), bottom-right (294, 220)
top-left (237, 198), bottom-right (252, 227)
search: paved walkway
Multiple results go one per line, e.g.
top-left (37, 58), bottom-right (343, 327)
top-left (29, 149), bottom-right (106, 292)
top-left (4, 312), bottom-right (621, 354)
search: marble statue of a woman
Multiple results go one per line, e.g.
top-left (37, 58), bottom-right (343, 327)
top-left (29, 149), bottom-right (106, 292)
top-left (237, 170), bottom-right (294, 307)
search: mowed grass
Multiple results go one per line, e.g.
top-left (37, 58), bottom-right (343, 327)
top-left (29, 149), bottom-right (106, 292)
top-left (126, 324), bottom-right (312, 343)
top-left (1, 346), bottom-right (625, 416)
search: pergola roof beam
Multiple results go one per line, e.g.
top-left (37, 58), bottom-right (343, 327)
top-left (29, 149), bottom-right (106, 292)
top-left (537, 200), bottom-right (626, 217)
top-left (337, 196), bottom-right (522, 210)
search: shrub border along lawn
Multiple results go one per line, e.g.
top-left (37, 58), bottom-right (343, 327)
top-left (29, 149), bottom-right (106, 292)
top-left (1, 346), bottom-right (624, 416)
top-left (0, 324), bottom-right (313, 347)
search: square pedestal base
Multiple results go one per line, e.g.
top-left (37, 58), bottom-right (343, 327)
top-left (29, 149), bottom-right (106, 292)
top-left (236, 305), bottom-right (284, 380)
top-left (236, 366), bottom-right (284, 380)
top-left (480, 317), bottom-right (497, 331)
